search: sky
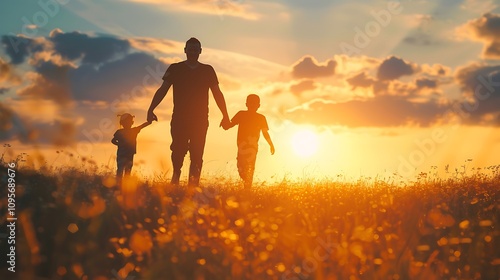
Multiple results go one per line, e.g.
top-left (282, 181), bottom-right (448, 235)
top-left (1, 0), bottom-right (500, 183)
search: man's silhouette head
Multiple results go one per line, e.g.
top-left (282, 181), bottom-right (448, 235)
top-left (246, 94), bottom-right (260, 112)
top-left (185, 37), bottom-right (202, 62)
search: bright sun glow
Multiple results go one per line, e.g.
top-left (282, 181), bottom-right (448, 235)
top-left (290, 129), bottom-right (319, 158)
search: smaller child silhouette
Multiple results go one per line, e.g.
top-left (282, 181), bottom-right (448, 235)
top-left (111, 113), bottom-right (151, 186)
top-left (226, 94), bottom-right (275, 188)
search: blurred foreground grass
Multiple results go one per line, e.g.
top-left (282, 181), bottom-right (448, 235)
top-left (0, 160), bottom-right (499, 280)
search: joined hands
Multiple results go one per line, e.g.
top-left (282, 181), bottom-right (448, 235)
top-left (220, 118), bottom-right (231, 130)
top-left (147, 110), bottom-right (158, 123)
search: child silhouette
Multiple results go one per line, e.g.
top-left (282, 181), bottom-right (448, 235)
top-left (111, 113), bottom-right (151, 186)
top-left (226, 94), bottom-right (275, 188)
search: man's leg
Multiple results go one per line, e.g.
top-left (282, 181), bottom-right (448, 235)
top-left (188, 120), bottom-right (208, 186)
top-left (170, 121), bottom-right (189, 185)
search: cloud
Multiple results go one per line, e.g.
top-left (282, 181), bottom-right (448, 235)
top-left (457, 13), bottom-right (500, 59)
top-left (13, 69), bottom-right (78, 146)
top-left (346, 72), bottom-right (375, 89)
top-left (454, 64), bottom-right (500, 125)
top-left (286, 96), bottom-right (446, 127)
top-left (0, 31), bottom-right (169, 147)
top-left (8, 99), bottom-right (62, 124)
top-left (460, 0), bottom-right (498, 16)
top-left (339, 56), bottom-right (449, 93)
top-left (129, 37), bottom-right (179, 56)
top-left (402, 14), bottom-right (441, 46)
top-left (346, 72), bottom-right (439, 98)
top-left (377, 56), bottom-right (417, 81)
top-left (413, 14), bottom-right (433, 24)
top-left (49, 31), bottom-right (131, 64)
top-left (1, 32), bottom-right (168, 104)
top-left (33, 119), bottom-right (77, 146)
top-left (0, 103), bottom-right (35, 143)
top-left (421, 64), bottom-right (451, 77)
top-left (280, 52), bottom-right (460, 128)
top-left (415, 78), bottom-right (438, 89)
top-left (333, 54), bottom-right (380, 76)
top-left (455, 63), bottom-right (500, 98)
top-left (437, 62), bottom-right (500, 125)
top-left (126, 0), bottom-right (260, 20)
top-left (292, 56), bottom-right (336, 79)
top-left (17, 65), bottom-right (73, 106)
top-left (283, 56), bottom-right (477, 128)
top-left (403, 33), bottom-right (438, 46)
top-left (69, 52), bottom-right (168, 102)
top-left (0, 104), bottom-right (16, 140)
top-left (1, 35), bottom-right (40, 65)
top-left (289, 80), bottom-right (316, 96)
top-left (0, 58), bottom-right (21, 85)
top-left (278, 54), bottom-right (455, 128)
top-left (2, 31), bottom-right (131, 66)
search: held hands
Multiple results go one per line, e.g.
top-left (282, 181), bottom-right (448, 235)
top-left (220, 117), bottom-right (231, 130)
top-left (147, 110), bottom-right (158, 123)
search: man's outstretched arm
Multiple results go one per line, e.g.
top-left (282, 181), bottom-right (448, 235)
top-left (147, 80), bottom-right (172, 122)
top-left (210, 84), bottom-right (230, 128)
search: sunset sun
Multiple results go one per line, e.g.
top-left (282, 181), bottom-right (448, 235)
top-left (290, 129), bottom-right (319, 158)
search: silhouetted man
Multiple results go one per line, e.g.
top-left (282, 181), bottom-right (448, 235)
top-left (147, 37), bottom-right (230, 186)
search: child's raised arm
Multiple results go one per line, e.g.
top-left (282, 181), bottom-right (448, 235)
top-left (262, 130), bottom-right (275, 155)
top-left (138, 121), bottom-right (152, 130)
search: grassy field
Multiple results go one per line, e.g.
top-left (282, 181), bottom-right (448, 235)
top-left (0, 158), bottom-right (499, 280)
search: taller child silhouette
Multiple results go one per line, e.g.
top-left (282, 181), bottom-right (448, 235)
top-left (225, 94), bottom-right (275, 188)
top-left (147, 37), bottom-right (230, 186)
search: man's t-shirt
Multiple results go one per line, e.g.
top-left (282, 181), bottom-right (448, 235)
top-left (114, 127), bottom-right (141, 157)
top-left (231, 111), bottom-right (269, 147)
top-left (162, 62), bottom-right (219, 121)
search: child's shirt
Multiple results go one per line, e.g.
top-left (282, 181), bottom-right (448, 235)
top-left (231, 110), bottom-right (269, 147)
top-left (113, 127), bottom-right (142, 157)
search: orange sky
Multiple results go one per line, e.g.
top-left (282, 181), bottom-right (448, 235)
top-left (1, 1), bottom-right (500, 183)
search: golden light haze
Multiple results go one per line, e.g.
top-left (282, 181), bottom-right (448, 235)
top-left (1, 1), bottom-right (500, 183)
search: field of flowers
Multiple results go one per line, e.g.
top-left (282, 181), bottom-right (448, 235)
top-left (0, 159), bottom-right (499, 280)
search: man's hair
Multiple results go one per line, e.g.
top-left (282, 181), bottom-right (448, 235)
top-left (186, 37), bottom-right (201, 47)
